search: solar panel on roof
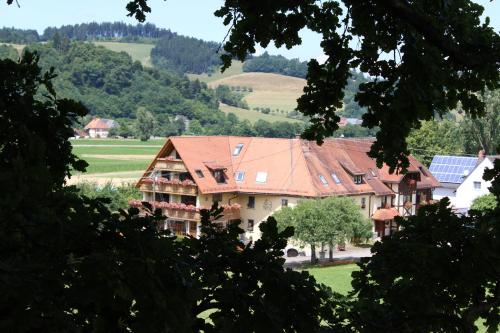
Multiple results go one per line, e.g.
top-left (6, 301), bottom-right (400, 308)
top-left (428, 155), bottom-right (478, 184)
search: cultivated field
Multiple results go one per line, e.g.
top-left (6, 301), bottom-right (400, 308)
top-left (68, 138), bottom-right (164, 185)
top-left (208, 72), bottom-right (306, 112)
top-left (94, 41), bottom-right (154, 67)
top-left (220, 103), bottom-right (301, 124)
top-left (187, 61), bottom-right (244, 83)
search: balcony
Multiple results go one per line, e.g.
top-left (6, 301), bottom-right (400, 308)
top-left (140, 178), bottom-right (197, 195)
top-left (155, 157), bottom-right (187, 172)
top-left (129, 201), bottom-right (241, 223)
top-left (129, 200), bottom-right (200, 221)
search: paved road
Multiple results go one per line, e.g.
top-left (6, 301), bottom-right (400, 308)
top-left (285, 245), bottom-right (372, 265)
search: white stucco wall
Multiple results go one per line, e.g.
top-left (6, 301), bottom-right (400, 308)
top-left (433, 187), bottom-right (457, 206)
top-left (455, 159), bottom-right (494, 210)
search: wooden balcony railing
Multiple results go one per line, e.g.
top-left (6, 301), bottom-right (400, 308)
top-left (139, 179), bottom-right (197, 195)
top-left (155, 158), bottom-right (187, 172)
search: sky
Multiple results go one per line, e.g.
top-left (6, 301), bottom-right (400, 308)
top-left (1, 0), bottom-right (499, 61)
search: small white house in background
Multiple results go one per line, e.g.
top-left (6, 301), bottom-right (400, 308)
top-left (84, 118), bottom-right (118, 138)
top-left (429, 154), bottom-right (497, 213)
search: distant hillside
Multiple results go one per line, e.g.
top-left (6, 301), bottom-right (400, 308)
top-left (209, 72), bottom-right (306, 113)
top-left (241, 53), bottom-right (370, 118)
top-left (93, 41), bottom-right (153, 67)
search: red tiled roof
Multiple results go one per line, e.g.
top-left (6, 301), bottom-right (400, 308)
top-left (137, 136), bottom-right (439, 197)
top-left (84, 118), bottom-right (116, 130)
top-left (372, 207), bottom-right (400, 221)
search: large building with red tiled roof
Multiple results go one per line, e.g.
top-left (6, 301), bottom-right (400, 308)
top-left (133, 136), bottom-right (438, 240)
top-left (84, 118), bottom-right (118, 138)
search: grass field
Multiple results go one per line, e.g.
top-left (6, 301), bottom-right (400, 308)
top-left (93, 41), bottom-right (154, 67)
top-left (68, 139), bottom-right (162, 185)
top-left (307, 264), bottom-right (358, 295)
top-left (306, 264), bottom-right (492, 332)
top-left (208, 72), bottom-right (306, 112)
top-left (220, 103), bottom-right (301, 124)
top-left (187, 61), bottom-right (244, 83)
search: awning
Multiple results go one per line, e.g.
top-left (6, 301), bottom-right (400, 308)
top-left (372, 207), bottom-right (399, 221)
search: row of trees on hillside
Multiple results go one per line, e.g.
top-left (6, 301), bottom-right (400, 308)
top-left (0, 22), bottom-right (176, 44)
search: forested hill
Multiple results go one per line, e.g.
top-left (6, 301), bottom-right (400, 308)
top-left (0, 22), bottom-right (222, 74)
top-left (0, 42), bottom-right (302, 138)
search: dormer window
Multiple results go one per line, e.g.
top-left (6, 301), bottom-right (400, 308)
top-left (353, 175), bottom-right (363, 184)
top-left (214, 170), bottom-right (226, 184)
top-left (319, 175), bottom-right (328, 186)
top-left (235, 171), bottom-right (245, 182)
top-left (331, 172), bottom-right (341, 184)
top-left (195, 169), bottom-right (204, 178)
top-left (233, 144), bottom-right (244, 156)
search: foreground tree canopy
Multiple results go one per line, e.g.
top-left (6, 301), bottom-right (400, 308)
top-left (120, 0), bottom-right (499, 171)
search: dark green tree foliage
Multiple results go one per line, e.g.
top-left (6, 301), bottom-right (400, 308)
top-left (42, 22), bottom-right (172, 41)
top-left (0, 43), bottom-right (19, 60)
top-left (215, 84), bottom-right (249, 109)
top-left (243, 51), bottom-right (308, 78)
top-left (135, 107), bottom-right (156, 141)
top-left (213, 0), bottom-right (499, 171)
top-left (76, 182), bottom-right (141, 212)
top-left (470, 193), bottom-right (498, 213)
top-left (345, 198), bottom-right (500, 333)
top-left (0, 51), bottom-right (336, 333)
top-left (151, 33), bottom-right (221, 74)
top-left (0, 27), bottom-right (40, 43)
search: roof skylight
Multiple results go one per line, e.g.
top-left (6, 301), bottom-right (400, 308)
top-left (235, 171), bottom-right (245, 182)
top-left (331, 172), bottom-right (341, 184)
top-left (256, 172), bottom-right (267, 183)
top-left (319, 175), bottom-right (328, 186)
top-left (233, 144), bottom-right (244, 156)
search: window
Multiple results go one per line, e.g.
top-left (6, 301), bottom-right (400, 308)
top-left (214, 170), bottom-right (226, 183)
top-left (195, 169), bottom-right (204, 178)
top-left (235, 171), bottom-right (245, 182)
top-left (179, 172), bottom-right (193, 182)
top-left (247, 196), bottom-right (255, 209)
top-left (319, 174), bottom-right (328, 186)
top-left (331, 172), bottom-right (341, 184)
top-left (281, 199), bottom-right (288, 207)
top-left (233, 143), bottom-right (244, 156)
top-left (353, 175), bottom-right (363, 184)
top-left (212, 193), bottom-right (222, 203)
top-left (361, 197), bottom-right (366, 209)
top-left (247, 219), bottom-right (254, 231)
top-left (155, 193), bottom-right (170, 202)
top-left (474, 181), bottom-right (481, 190)
top-left (181, 195), bottom-right (196, 205)
top-left (161, 170), bottom-right (172, 180)
top-left (175, 151), bottom-right (181, 159)
top-left (256, 171), bottom-right (268, 183)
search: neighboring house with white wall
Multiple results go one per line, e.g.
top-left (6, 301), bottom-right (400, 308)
top-left (133, 136), bottom-right (438, 244)
top-left (84, 118), bottom-right (118, 138)
top-left (429, 154), bottom-right (497, 213)
top-left (455, 156), bottom-right (497, 211)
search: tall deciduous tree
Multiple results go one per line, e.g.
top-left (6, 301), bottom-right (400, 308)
top-left (135, 106), bottom-right (155, 141)
top-left (460, 89), bottom-right (500, 155)
top-left (273, 197), bottom-right (366, 263)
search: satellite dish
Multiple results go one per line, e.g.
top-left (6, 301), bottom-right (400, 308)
top-left (463, 169), bottom-right (470, 177)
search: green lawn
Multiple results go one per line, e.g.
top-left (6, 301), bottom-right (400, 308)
top-left (306, 264), bottom-right (493, 332)
top-left (73, 146), bottom-right (159, 156)
top-left (71, 138), bottom-right (166, 146)
top-left (220, 103), bottom-right (302, 124)
top-left (93, 41), bottom-right (154, 67)
top-left (306, 264), bottom-right (358, 295)
top-left (79, 157), bottom-right (150, 174)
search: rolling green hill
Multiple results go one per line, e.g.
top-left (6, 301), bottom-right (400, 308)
top-left (219, 103), bottom-right (301, 124)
